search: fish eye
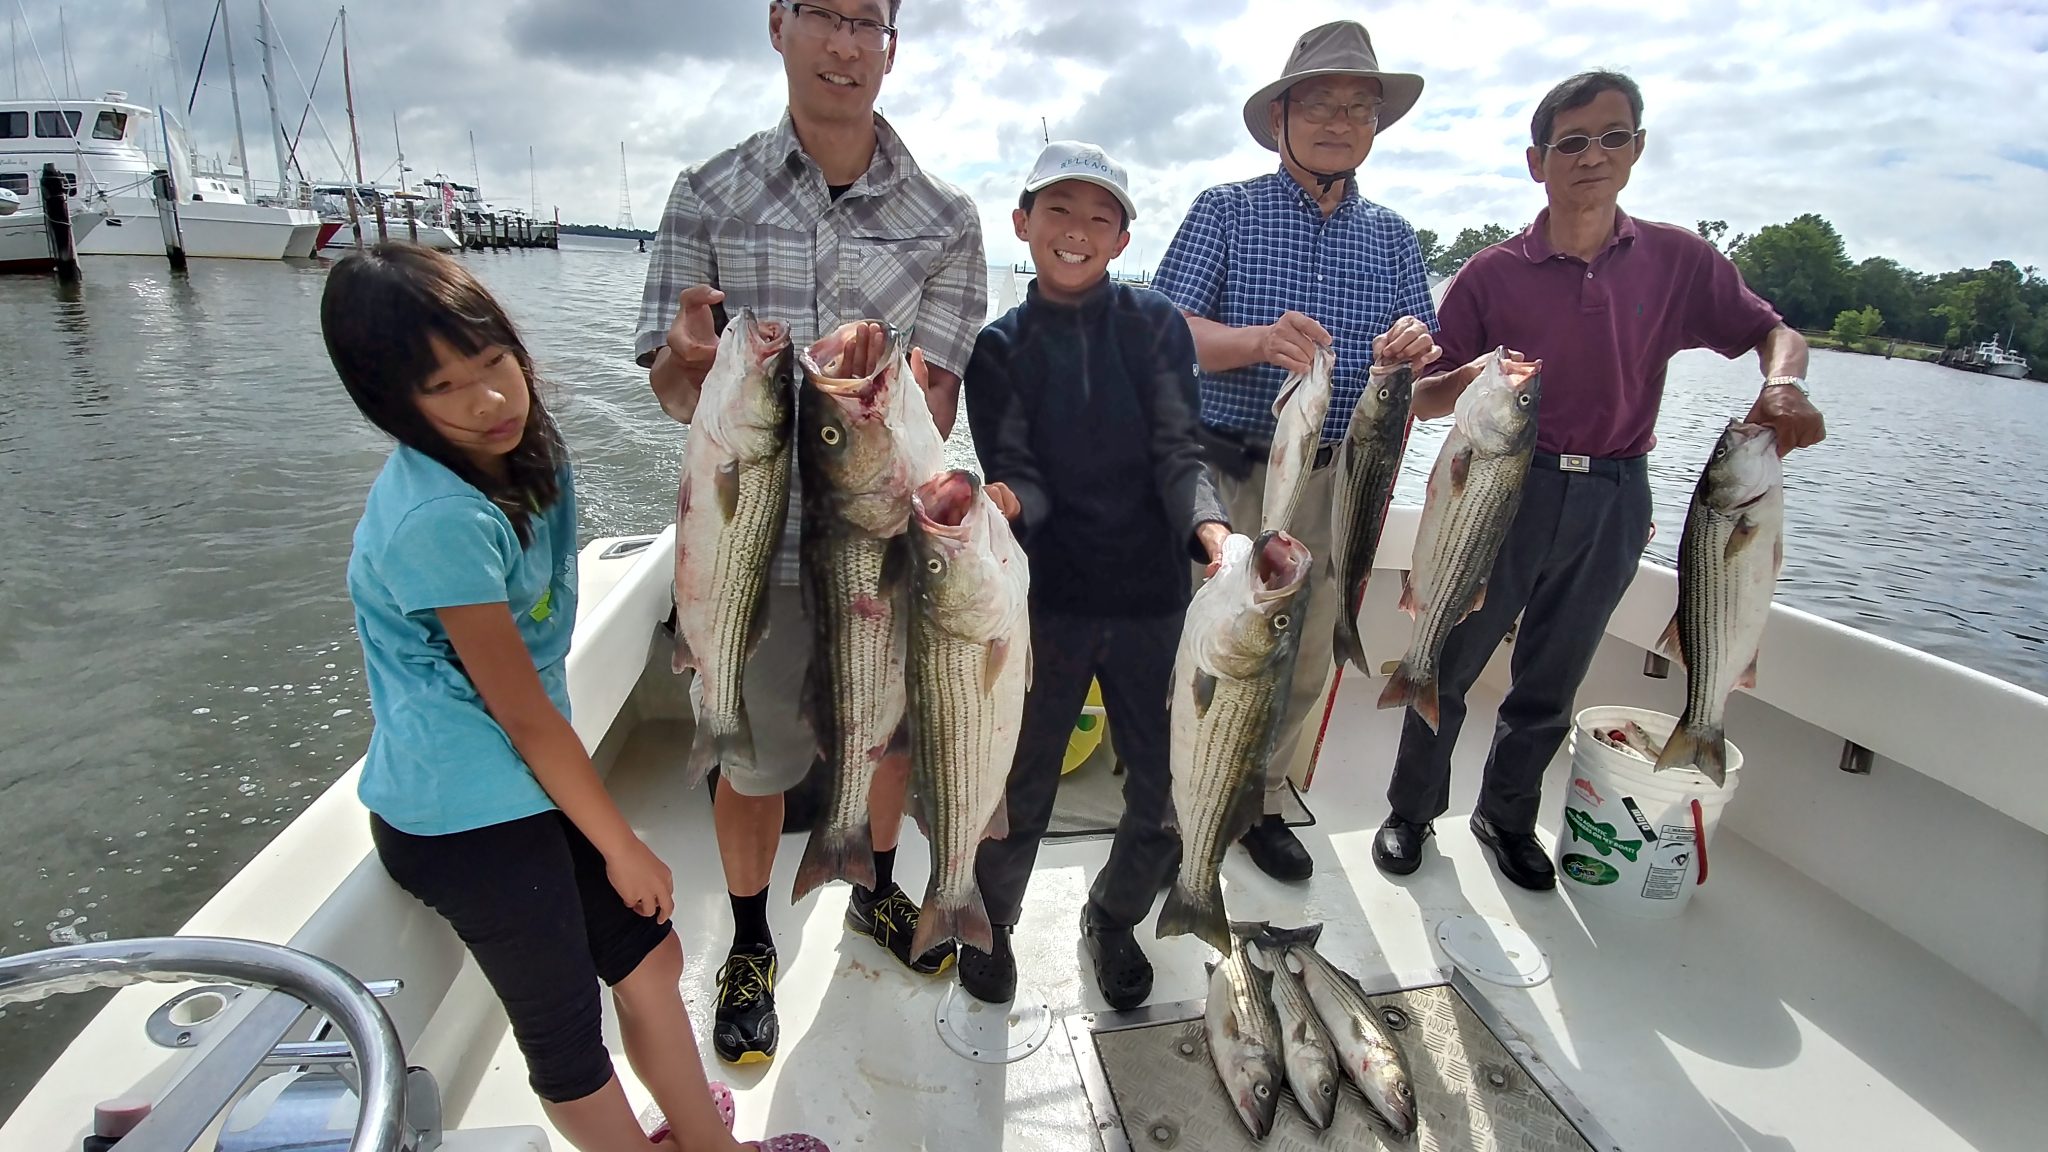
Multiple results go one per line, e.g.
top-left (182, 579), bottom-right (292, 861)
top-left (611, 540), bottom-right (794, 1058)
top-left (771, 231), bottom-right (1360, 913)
top-left (926, 557), bottom-right (942, 573)
top-left (1254, 1083), bottom-right (1270, 1100)
top-left (1272, 613), bottom-right (1291, 630)
top-left (820, 426), bottom-right (841, 446)
top-left (1320, 1081), bottom-right (1337, 1097)
top-left (1377, 386), bottom-right (1390, 400)
top-left (1516, 393), bottom-right (1531, 406)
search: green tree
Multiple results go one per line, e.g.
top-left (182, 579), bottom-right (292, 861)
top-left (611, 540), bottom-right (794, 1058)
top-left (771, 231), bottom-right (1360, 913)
top-left (1433, 224), bottom-right (1512, 277)
top-left (1696, 219), bottom-right (1729, 251)
top-left (1831, 305), bottom-right (1882, 349)
top-left (1729, 213), bottom-right (1854, 330)
top-left (1415, 229), bottom-right (1444, 275)
top-left (1850, 258), bottom-right (1927, 340)
top-left (1932, 279), bottom-right (1985, 346)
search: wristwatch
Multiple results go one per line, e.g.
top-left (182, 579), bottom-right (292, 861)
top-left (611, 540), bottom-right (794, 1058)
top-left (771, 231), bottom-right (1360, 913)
top-left (1764, 375), bottom-right (1808, 396)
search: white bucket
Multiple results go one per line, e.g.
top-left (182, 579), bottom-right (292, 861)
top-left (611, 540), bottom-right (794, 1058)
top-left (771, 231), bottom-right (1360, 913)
top-left (1556, 706), bottom-right (1742, 919)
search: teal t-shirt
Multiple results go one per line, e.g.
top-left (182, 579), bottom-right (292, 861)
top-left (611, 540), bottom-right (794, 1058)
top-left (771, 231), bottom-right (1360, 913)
top-left (347, 446), bottom-right (578, 835)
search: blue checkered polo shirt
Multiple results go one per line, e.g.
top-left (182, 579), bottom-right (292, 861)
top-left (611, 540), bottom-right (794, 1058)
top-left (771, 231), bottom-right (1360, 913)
top-left (1153, 169), bottom-right (1439, 445)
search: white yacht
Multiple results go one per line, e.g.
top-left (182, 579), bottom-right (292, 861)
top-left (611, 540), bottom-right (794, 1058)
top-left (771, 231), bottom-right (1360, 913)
top-left (0, 185), bottom-right (107, 272)
top-left (0, 94), bottom-right (322, 261)
top-left (4, 491), bottom-right (2043, 1151)
top-left (1953, 335), bottom-right (2032, 380)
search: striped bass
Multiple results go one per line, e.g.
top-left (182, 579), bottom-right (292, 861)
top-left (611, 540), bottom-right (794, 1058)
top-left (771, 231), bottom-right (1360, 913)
top-left (1251, 926), bottom-right (1342, 1129)
top-left (1378, 348), bottom-right (1542, 730)
top-left (1331, 363), bottom-right (1414, 673)
top-left (1157, 531), bottom-right (1314, 953)
top-left (1263, 923), bottom-right (1416, 1135)
top-left (790, 323), bottom-right (945, 900)
top-left (904, 470), bottom-right (1031, 956)
top-left (1261, 343), bottom-right (1336, 534)
top-left (1206, 928), bottom-right (1285, 1140)
top-left (1655, 420), bottom-right (1784, 785)
top-left (672, 306), bottom-right (795, 788)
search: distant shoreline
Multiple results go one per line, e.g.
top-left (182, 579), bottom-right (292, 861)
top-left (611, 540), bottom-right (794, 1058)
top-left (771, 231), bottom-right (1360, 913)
top-left (1800, 330), bottom-right (2040, 380)
top-left (559, 223), bottom-right (655, 241)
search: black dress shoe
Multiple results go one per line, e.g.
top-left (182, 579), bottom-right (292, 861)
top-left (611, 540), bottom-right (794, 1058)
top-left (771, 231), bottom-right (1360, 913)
top-left (1239, 813), bottom-right (1313, 881)
top-left (1372, 814), bottom-right (1432, 876)
top-left (1470, 813), bottom-right (1556, 891)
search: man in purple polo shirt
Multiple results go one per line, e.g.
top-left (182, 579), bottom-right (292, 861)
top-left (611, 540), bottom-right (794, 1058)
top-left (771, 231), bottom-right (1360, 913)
top-left (1373, 70), bottom-right (1826, 889)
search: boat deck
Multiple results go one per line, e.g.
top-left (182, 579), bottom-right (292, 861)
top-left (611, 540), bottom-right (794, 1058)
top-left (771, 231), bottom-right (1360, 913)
top-left (453, 659), bottom-right (2048, 1151)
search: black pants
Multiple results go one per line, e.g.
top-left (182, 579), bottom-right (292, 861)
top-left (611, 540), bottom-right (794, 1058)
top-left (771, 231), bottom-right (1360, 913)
top-left (1387, 457), bottom-right (1653, 834)
top-left (372, 810), bottom-right (674, 1103)
top-left (974, 607), bottom-right (1182, 930)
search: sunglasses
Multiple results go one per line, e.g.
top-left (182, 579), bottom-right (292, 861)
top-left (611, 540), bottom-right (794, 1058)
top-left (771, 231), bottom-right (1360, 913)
top-left (1547, 128), bottom-right (1643, 155)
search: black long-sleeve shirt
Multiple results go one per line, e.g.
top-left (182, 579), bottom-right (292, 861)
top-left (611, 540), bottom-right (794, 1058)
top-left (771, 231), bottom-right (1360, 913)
top-left (964, 276), bottom-right (1228, 617)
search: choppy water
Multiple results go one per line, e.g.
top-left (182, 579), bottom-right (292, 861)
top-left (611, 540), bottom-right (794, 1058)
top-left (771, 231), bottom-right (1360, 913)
top-left (1, 236), bottom-right (2043, 1112)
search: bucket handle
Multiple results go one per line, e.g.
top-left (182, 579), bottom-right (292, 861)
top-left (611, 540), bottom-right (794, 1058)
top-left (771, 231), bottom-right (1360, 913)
top-left (1691, 798), bottom-right (1709, 886)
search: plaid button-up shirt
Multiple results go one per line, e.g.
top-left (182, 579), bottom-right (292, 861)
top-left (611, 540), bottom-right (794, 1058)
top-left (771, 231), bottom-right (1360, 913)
top-left (1152, 169), bottom-right (1437, 446)
top-left (635, 111), bottom-right (987, 583)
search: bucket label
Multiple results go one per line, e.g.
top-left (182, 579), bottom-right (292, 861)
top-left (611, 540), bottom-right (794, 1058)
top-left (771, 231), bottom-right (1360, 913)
top-left (1640, 840), bottom-right (1693, 900)
top-left (1564, 808), bottom-right (1643, 862)
top-left (1562, 854), bottom-right (1620, 886)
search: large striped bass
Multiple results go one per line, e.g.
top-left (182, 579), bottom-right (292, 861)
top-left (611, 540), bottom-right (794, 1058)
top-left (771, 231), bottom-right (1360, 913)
top-left (904, 469), bottom-right (1030, 956)
top-left (672, 307), bottom-right (795, 788)
top-left (1331, 362), bottom-right (1414, 673)
top-left (1206, 927), bottom-right (1285, 1141)
top-left (1262, 923), bottom-right (1416, 1135)
top-left (1261, 343), bottom-right (1335, 534)
top-left (1378, 348), bottom-right (1541, 730)
top-left (790, 323), bottom-right (945, 900)
top-left (1157, 531), bottom-right (1313, 953)
top-left (1654, 420), bottom-right (1784, 785)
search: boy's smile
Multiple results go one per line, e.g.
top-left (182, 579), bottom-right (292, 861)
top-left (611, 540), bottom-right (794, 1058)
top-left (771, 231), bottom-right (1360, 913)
top-left (1014, 180), bottom-right (1131, 304)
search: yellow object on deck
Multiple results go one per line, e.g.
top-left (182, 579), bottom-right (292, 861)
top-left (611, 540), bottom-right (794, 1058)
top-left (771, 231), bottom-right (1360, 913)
top-left (1063, 681), bottom-right (1108, 774)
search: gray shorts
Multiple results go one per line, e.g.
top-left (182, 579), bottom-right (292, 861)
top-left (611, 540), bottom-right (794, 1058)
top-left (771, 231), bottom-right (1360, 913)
top-left (686, 579), bottom-right (816, 798)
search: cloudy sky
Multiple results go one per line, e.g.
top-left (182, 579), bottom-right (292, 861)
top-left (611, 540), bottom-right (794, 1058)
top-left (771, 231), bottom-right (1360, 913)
top-left (13, 0), bottom-right (2046, 275)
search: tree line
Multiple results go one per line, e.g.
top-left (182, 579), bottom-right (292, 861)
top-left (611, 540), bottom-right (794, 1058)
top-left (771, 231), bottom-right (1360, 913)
top-left (1417, 217), bottom-right (2044, 377)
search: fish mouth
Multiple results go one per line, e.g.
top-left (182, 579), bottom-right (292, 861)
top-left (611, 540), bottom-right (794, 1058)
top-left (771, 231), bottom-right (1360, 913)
top-left (799, 320), bottom-right (901, 404)
top-left (740, 307), bottom-right (791, 371)
top-left (912, 469), bottom-right (981, 537)
top-left (1498, 349), bottom-right (1543, 397)
top-left (1252, 531), bottom-right (1313, 598)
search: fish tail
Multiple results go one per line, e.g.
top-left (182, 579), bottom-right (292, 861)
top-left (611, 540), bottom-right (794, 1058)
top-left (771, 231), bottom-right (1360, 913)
top-left (1332, 615), bottom-right (1370, 674)
top-left (1376, 663), bottom-right (1440, 731)
top-left (1255, 923), bottom-right (1325, 952)
top-left (912, 886), bottom-right (993, 958)
top-left (790, 818), bottom-right (876, 903)
top-left (1157, 881), bottom-right (1230, 953)
top-left (1653, 723), bottom-right (1728, 785)
top-left (685, 706), bottom-right (757, 792)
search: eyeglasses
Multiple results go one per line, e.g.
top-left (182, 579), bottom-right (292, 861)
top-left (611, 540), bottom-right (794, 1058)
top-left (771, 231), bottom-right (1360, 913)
top-left (780, 1), bottom-right (896, 52)
top-left (1547, 129), bottom-right (1643, 155)
top-left (1291, 96), bottom-right (1382, 127)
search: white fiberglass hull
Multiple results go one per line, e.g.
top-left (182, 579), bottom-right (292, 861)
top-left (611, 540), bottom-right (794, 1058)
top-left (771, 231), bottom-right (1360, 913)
top-left (72, 194), bottom-right (319, 260)
top-left (0, 208), bottom-right (106, 271)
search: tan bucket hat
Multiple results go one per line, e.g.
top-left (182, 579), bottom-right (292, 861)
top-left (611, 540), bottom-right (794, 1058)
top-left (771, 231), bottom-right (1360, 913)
top-left (1243, 20), bottom-right (1425, 150)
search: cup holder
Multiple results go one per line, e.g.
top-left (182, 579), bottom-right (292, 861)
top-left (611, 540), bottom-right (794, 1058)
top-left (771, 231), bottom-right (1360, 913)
top-left (146, 984), bottom-right (243, 1049)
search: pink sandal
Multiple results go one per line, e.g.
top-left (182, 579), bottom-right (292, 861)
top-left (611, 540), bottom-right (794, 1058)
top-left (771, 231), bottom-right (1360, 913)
top-left (642, 1081), bottom-right (737, 1143)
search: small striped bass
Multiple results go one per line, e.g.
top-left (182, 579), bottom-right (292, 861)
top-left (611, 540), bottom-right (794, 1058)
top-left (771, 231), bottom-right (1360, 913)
top-left (1157, 531), bottom-right (1313, 953)
top-left (904, 469), bottom-right (1031, 956)
top-left (1379, 348), bottom-right (1541, 731)
top-left (1655, 419), bottom-right (1784, 785)
top-left (672, 307), bottom-right (795, 788)
top-left (1206, 927), bottom-right (1284, 1141)
top-left (1264, 923), bottom-right (1416, 1135)
top-left (1331, 363), bottom-right (1414, 673)
top-left (1261, 343), bottom-right (1336, 535)
top-left (1252, 927), bottom-right (1342, 1128)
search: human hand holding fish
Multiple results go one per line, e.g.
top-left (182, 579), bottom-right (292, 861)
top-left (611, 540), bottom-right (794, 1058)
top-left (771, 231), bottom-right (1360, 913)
top-left (1744, 381), bottom-right (1827, 455)
top-left (1371, 315), bottom-right (1441, 376)
top-left (653, 283), bottom-right (726, 421)
top-left (1199, 520), bottom-right (1230, 578)
top-left (1260, 310), bottom-right (1333, 374)
top-left (984, 481), bottom-right (1022, 521)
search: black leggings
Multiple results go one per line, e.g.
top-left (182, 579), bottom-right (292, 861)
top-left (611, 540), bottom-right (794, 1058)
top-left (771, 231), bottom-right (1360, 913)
top-left (371, 809), bottom-right (674, 1103)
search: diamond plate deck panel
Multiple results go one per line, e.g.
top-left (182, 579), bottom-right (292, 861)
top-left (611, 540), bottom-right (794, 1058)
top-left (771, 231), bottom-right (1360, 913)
top-left (1078, 981), bottom-right (1600, 1151)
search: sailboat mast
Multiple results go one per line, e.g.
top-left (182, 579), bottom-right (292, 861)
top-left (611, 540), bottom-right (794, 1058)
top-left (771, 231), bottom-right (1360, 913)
top-left (256, 0), bottom-right (289, 198)
top-left (215, 0), bottom-right (252, 188)
top-left (340, 4), bottom-right (367, 244)
top-left (59, 6), bottom-right (75, 99)
top-left (529, 144), bottom-right (536, 217)
top-left (392, 112), bottom-right (405, 194)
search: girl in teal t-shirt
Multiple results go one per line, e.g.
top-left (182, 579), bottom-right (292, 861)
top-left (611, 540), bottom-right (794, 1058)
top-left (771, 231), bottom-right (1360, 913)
top-left (325, 244), bottom-right (822, 1152)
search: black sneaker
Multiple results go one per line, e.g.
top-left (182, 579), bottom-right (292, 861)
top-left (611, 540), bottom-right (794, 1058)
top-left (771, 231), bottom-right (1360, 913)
top-left (846, 882), bottom-right (956, 975)
top-left (958, 924), bottom-right (1017, 1003)
top-left (711, 947), bottom-right (778, 1066)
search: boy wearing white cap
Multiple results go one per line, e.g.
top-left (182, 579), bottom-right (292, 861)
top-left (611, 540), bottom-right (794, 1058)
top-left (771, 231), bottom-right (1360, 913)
top-left (959, 142), bottom-right (1230, 1010)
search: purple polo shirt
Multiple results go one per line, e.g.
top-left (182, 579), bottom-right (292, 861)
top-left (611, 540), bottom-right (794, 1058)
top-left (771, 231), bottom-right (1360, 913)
top-left (1434, 209), bottom-right (1782, 458)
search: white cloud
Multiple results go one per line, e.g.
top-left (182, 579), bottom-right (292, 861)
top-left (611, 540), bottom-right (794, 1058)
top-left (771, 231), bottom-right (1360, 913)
top-left (14, 0), bottom-right (2045, 274)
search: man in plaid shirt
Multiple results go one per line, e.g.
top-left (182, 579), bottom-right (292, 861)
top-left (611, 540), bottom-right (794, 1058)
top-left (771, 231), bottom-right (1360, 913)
top-left (1153, 20), bottom-right (1440, 883)
top-left (633, 0), bottom-right (985, 1067)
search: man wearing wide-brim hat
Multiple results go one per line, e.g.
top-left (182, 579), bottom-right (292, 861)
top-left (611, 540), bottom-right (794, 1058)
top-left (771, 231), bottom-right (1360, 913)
top-left (1153, 19), bottom-right (1441, 883)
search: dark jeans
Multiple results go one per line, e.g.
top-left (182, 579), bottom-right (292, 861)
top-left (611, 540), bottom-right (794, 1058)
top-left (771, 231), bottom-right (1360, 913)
top-left (1387, 456), bottom-right (1653, 834)
top-left (372, 810), bottom-right (673, 1103)
top-left (974, 606), bottom-right (1182, 930)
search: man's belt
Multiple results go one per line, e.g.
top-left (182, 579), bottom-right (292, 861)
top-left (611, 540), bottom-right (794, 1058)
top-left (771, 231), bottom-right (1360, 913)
top-left (1197, 424), bottom-right (1336, 480)
top-left (1532, 451), bottom-right (1648, 478)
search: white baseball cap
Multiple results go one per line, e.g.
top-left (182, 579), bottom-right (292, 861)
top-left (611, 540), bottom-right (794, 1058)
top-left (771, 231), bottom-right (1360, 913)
top-left (1022, 140), bottom-right (1137, 223)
